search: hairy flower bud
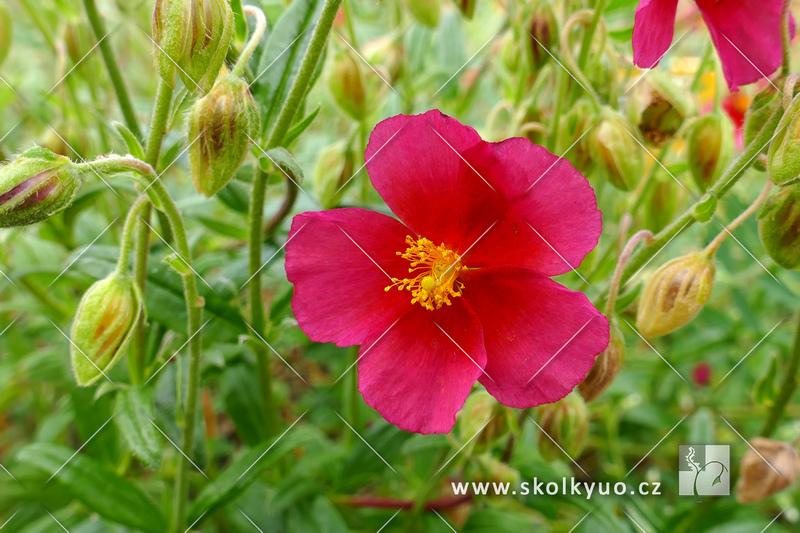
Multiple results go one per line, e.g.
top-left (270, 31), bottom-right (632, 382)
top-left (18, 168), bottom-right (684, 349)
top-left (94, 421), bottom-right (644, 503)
top-left (643, 176), bottom-right (686, 232)
top-left (313, 141), bottom-right (355, 208)
top-left (736, 438), bottom-right (800, 504)
top-left (0, 4), bottom-right (12, 69)
top-left (744, 86), bottom-right (781, 150)
top-left (578, 320), bottom-right (624, 402)
top-left (152, 0), bottom-right (233, 92)
top-left (526, 2), bottom-right (557, 72)
top-left (636, 252), bottom-right (715, 337)
top-left (189, 74), bottom-right (260, 197)
top-left (406, 0), bottom-right (439, 28)
top-left (362, 36), bottom-right (404, 83)
top-left (328, 51), bottom-right (368, 121)
top-left (768, 92), bottom-right (800, 185)
top-left (688, 111), bottom-right (734, 191)
top-left (589, 108), bottom-right (645, 191)
top-left (627, 72), bottom-right (694, 146)
top-left (71, 273), bottom-right (143, 386)
top-left (536, 393), bottom-right (589, 462)
top-left (0, 147), bottom-right (83, 228)
top-left (758, 181), bottom-right (800, 269)
top-left (458, 391), bottom-right (513, 453)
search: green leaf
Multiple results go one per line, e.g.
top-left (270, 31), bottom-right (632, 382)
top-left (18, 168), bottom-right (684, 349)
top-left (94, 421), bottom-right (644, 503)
top-left (112, 121), bottom-right (145, 160)
top-left (260, 147), bottom-right (304, 182)
top-left (16, 443), bottom-right (166, 533)
top-left (114, 386), bottom-right (162, 469)
top-left (188, 425), bottom-right (320, 523)
top-left (283, 105), bottom-right (321, 146)
top-left (195, 215), bottom-right (250, 240)
top-left (221, 362), bottom-right (272, 446)
top-left (251, 0), bottom-right (323, 137)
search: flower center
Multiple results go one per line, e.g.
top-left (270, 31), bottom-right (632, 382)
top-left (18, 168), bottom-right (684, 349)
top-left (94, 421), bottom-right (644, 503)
top-left (386, 235), bottom-right (466, 311)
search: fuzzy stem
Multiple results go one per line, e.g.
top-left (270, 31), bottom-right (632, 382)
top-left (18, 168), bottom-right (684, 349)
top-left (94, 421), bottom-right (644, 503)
top-left (78, 156), bottom-right (203, 533)
top-left (782, 0), bottom-right (793, 77)
top-left (115, 195), bottom-right (150, 275)
top-left (762, 305), bottom-right (800, 437)
top-left (83, 0), bottom-right (142, 138)
top-left (231, 5), bottom-right (267, 78)
top-left (703, 181), bottom-right (772, 256)
top-left (605, 230), bottom-right (654, 317)
top-left (616, 106), bottom-right (784, 291)
top-left (559, 10), bottom-right (604, 109)
top-left (577, 0), bottom-right (607, 69)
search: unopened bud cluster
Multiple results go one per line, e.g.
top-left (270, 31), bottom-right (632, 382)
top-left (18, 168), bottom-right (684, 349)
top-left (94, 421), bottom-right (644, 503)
top-left (536, 393), bottom-right (589, 462)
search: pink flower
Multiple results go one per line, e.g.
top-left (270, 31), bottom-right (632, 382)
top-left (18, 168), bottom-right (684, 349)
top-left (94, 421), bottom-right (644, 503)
top-left (285, 111), bottom-right (609, 434)
top-left (633, 0), bottom-right (792, 91)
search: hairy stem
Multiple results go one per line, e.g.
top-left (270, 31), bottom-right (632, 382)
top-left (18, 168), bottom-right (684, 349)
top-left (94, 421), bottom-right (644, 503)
top-left (231, 5), bottom-right (267, 78)
top-left (82, 0), bottom-right (142, 138)
top-left (605, 230), bottom-right (654, 317)
top-left (762, 305), bottom-right (800, 437)
top-left (704, 181), bottom-right (772, 256)
top-left (782, 0), bottom-right (792, 77)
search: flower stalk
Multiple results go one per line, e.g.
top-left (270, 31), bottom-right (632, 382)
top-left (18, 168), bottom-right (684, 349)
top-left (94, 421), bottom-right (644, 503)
top-left (703, 180), bottom-right (772, 256)
top-left (231, 5), bottom-right (267, 78)
top-left (762, 305), bottom-right (800, 437)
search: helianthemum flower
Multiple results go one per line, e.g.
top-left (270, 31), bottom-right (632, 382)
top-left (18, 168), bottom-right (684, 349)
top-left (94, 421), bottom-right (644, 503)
top-left (633, 0), bottom-right (792, 91)
top-left (285, 111), bottom-right (609, 434)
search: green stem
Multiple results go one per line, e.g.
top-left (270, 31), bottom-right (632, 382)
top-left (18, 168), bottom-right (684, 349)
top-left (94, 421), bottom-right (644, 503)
top-left (82, 0), bottom-right (142, 138)
top-left (78, 157), bottom-right (203, 533)
top-left (247, 0), bottom-right (343, 432)
top-left (615, 106), bottom-right (784, 291)
top-left (231, 5), bottom-right (267, 78)
top-left (116, 195), bottom-right (150, 275)
top-left (782, 0), bottom-right (792, 77)
top-left (577, 0), bottom-right (607, 69)
top-left (144, 82), bottom-right (174, 165)
top-left (762, 306), bottom-right (800, 437)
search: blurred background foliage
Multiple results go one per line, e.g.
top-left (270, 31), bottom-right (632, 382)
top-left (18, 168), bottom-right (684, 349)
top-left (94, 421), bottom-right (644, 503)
top-left (0, 0), bottom-right (799, 531)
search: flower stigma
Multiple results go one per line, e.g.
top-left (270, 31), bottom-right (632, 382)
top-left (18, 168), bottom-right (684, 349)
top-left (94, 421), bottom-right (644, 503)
top-left (386, 235), bottom-right (466, 311)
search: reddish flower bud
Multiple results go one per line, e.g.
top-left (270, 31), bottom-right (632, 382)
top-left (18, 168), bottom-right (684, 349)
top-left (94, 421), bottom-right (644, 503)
top-left (536, 393), bottom-right (589, 462)
top-left (71, 272), bottom-right (143, 386)
top-left (152, 0), bottom-right (233, 92)
top-left (189, 74), bottom-right (260, 197)
top-left (455, 0), bottom-right (477, 19)
top-left (736, 438), bottom-right (800, 504)
top-left (691, 362), bottom-right (712, 387)
top-left (579, 320), bottom-right (624, 402)
top-left (526, 2), bottom-right (557, 72)
top-left (0, 147), bottom-right (83, 228)
top-left (627, 72), bottom-right (694, 146)
top-left (758, 181), bottom-right (800, 269)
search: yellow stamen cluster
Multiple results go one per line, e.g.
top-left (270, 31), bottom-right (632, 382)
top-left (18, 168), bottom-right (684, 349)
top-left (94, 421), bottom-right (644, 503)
top-left (386, 235), bottom-right (465, 311)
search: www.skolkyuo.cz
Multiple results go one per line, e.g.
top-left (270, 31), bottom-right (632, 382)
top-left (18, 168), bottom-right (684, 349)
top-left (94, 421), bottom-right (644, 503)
top-left (452, 478), bottom-right (663, 499)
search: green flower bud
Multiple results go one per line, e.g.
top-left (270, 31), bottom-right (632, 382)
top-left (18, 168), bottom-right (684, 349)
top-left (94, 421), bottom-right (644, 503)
top-left (578, 320), bottom-right (624, 402)
top-left (688, 111), bottom-right (734, 191)
top-left (152, 0), bottom-right (233, 92)
top-left (526, 2), bottom-right (558, 72)
top-left (636, 252), bottom-right (715, 337)
top-left (499, 31), bottom-right (519, 73)
top-left (758, 181), bottom-right (800, 269)
top-left (744, 86), bottom-right (781, 149)
top-left (328, 51), bottom-right (368, 121)
top-left (0, 148), bottom-right (83, 228)
top-left (312, 141), bottom-right (355, 208)
top-left (455, 0), bottom-right (477, 19)
top-left (189, 74), bottom-right (260, 197)
top-left (406, 0), bottom-right (439, 28)
top-left (458, 391), bottom-right (513, 454)
top-left (362, 36), bottom-right (404, 83)
top-left (563, 99), bottom-right (597, 171)
top-left (626, 72), bottom-right (694, 146)
top-left (589, 108), bottom-right (645, 191)
top-left (0, 4), bottom-right (12, 69)
top-left (768, 92), bottom-right (800, 185)
top-left (536, 393), bottom-right (589, 462)
top-left (71, 272), bottom-right (143, 386)
top-left (643, 174), bottom-right (686, 232)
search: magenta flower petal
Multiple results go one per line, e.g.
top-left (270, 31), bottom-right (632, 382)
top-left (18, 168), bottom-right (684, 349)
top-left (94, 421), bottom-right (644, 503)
top-left (696, 0), bottom-right (791, 91)
top-left (358, 301), bottom-right (486, 434)
top-left (632, 0), bottom-right (679, 69)
top-left (462, 267), bottom-right (609, 408)
top-left (457, 138), bottom-right (602, 276)
top-left (364, 110), bottom-right (484, 246)
top-left (285, 208), bottom-right (412, 347)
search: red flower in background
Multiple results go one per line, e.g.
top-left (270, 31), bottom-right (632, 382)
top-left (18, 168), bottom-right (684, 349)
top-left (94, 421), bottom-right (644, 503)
top-left (285, 111), bottom-right (609, 434)
top-left (633, 0), bottom-right (793, 91)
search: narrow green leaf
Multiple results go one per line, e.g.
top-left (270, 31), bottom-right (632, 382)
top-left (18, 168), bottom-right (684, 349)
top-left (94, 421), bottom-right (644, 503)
top-left (221, 362), bottom-right (272, 446)
top-left (16, 443), bottom-right (166, 533)
top-left (283, 105), bottom-right (321, 146)
top-left (112, 121), bottom-right (145, 160)
top-left (114, 386), bottom-right (162, 469)
top-left (260, 147), bottom-right (304, 182)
